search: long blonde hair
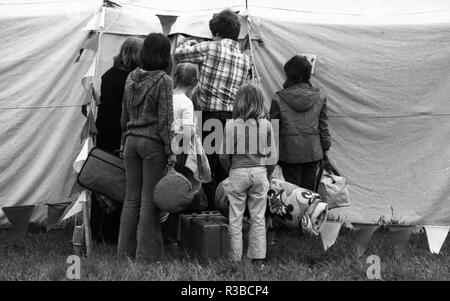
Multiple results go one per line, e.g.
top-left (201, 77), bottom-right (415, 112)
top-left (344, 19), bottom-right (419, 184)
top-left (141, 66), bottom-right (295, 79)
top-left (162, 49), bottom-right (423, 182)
top-left (232, 84), bottom-right (267, 121)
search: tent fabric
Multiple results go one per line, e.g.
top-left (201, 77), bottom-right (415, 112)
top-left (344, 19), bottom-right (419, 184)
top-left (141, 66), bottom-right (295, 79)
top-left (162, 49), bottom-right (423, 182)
top-left (0, 0), bottom-right (103, 225)
top-left (103, 6), bottom-right (163, 36)
top-left (250, 20), bottom-right (450, 224)
top-left (113, 0), bottom-right (450, 23)
top-left (1, 0), bottom-right (450, 226)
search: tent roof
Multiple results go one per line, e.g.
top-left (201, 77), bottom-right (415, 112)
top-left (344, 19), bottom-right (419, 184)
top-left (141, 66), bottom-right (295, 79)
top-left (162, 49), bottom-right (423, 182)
top-left (0, 0), bottom-right (101, 17)
top-left (113, 0), bottom-right (450, 24)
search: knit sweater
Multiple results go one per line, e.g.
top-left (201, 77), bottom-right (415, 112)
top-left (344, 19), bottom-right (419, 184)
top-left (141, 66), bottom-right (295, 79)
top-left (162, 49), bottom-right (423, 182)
top-left (121, 68), bottom-right (174, 155)
top-left (219, 118), bottom-right (278, 174)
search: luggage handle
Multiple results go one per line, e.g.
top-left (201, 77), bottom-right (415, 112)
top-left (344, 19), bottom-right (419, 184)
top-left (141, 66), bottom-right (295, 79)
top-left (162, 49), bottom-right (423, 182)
top-left (201, 211), bottom-right (220, 215)
top-left (163, 163), bottom-right (177, 175)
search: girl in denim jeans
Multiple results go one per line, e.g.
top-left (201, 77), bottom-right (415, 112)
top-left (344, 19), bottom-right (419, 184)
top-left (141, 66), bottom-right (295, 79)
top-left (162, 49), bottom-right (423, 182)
top-left (219, 84), bottom-right (278, 263)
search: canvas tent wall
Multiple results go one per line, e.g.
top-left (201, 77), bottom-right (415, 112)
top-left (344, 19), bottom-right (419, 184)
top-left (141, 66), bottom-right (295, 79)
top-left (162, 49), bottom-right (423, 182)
top-left (0, 0), bottom-right (103, 225)
top-left (1, 0), bottom-right (450, 227)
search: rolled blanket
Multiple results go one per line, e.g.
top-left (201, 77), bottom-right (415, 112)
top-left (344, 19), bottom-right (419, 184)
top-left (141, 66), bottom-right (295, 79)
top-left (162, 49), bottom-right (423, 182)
top-left (267, 179), bottom-right (327, 233)
top-left (215, 177), bottom-right (328, 233)
top-left (301, 200), bottom-right (328, 236)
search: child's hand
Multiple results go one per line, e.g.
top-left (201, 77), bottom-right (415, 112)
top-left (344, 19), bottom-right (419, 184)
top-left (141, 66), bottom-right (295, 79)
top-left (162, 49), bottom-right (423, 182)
top-left (168, 154), bottom-right (177, 166)
top-left (186, 39), bottom-right (198, 46)
top-left (178, 39), bottom-right (197, 47)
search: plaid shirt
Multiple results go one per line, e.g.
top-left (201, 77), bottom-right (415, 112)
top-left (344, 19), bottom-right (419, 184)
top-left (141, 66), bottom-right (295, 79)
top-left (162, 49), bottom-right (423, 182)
top-left (174, 39), bottom-right (250, 112)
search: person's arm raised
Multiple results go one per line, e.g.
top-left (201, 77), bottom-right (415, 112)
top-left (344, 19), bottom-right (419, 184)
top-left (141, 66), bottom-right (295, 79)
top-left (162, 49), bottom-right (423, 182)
top-left (174, 41), bottom-right (210, 65)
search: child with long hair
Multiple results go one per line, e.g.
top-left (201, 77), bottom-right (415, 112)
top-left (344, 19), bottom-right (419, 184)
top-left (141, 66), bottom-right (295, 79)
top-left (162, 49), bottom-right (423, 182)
top-left (219, 84), bottom-right (278, 264)
top-left (270, 55), bottom-right (331, 191)
top-left (92, 36), bottom-right (143, 245)
top-left (172, 63), bottom-right (198, 146)
top-left (118, 33), bottom-right (175, 261)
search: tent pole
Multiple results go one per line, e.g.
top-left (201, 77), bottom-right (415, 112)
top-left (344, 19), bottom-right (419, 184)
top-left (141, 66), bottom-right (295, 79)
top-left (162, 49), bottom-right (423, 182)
top-left (246, 15), bottom-right (259, 85)
top-left (83, 194), bottom-right (93, 257)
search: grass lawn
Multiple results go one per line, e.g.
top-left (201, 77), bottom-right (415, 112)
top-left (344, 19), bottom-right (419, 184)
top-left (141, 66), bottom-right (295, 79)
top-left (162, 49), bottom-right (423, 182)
top-left (0, 224), bottom-right (448, 281)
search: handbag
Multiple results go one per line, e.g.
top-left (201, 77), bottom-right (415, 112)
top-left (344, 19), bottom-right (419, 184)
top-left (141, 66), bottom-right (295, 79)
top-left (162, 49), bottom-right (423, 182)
top-left (317, 161), bottom-right (350, 209)
top-left (77, 148), bottom-right (125, 203)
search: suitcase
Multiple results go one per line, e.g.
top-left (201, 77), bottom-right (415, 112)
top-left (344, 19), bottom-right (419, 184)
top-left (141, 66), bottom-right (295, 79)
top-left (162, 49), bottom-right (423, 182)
top-left (191, 217), bottom-right (229, 261)
top-left (178, 211), bottom-right (227, 256)
top-left (77, 148), bottom-right (125, 203)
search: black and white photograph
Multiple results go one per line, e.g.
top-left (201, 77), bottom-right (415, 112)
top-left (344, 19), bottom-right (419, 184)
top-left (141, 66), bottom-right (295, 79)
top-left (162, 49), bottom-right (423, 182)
top-left (0, 0), bottom-right (449, 288)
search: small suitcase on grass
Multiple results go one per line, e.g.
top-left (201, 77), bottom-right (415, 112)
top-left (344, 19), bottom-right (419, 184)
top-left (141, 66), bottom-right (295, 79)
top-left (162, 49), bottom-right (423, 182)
top-left (191, 217), bottom-right (229, 261)
top-left (178, 211), bottom-right (226, 254)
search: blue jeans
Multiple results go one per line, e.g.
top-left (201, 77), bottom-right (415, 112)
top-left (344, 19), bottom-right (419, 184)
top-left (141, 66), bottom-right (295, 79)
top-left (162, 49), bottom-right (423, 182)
top-left (117, 136), bottom-right (167, 261)
top-left (225, 167), bottom-right (269, 261)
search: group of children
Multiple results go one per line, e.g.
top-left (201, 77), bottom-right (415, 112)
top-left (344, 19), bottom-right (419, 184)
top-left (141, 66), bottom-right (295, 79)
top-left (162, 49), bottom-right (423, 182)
top-left (169, 9), bottom-right (330, 264)
top-left (97, 8), bottom-right (330, 263)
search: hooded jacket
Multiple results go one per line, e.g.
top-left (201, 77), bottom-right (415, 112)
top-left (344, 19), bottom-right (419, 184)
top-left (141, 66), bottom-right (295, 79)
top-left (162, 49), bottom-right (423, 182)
top-left (121, 68), bottom-right (174, 155)
top-left (270, 82), bottom-right (331, 163)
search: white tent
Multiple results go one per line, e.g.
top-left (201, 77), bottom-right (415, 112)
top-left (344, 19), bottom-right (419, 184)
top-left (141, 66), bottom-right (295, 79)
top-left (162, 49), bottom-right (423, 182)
top-left (1, 0), bottom-right (450, 226)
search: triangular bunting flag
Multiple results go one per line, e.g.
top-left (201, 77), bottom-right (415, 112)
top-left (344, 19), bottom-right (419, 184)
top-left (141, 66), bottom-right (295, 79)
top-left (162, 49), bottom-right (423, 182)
top-left (352, 223), bottom-right (379, 257)
top-left (91, 85), bottom-right (99, 103)
top-left (74, 137), bottom-right (91, 173)
top-left (81, 103), bottom-right (89, 118)
top-left (388, 225), bottom-right (416, 254)
top-left (80, 118), bottom-right (89, 143)
top-left (82, 59), bottom-right (96, 90)
top-left (156, 15), bottom-right (178, 35)
top-left (2, 205), bottom-right (35, 234)
top-left (46, 202), bottom-right (72, 231)
top-left (88, 110), bottom-right (98, 136)
top-left (68, 178), bottom-right (84, 198)
top-left (424, 226), bottom-right (450, 254)
top-left (320, 221), bottom-right (343, 251)
top-left (60, 192), bottom-right (87, 222)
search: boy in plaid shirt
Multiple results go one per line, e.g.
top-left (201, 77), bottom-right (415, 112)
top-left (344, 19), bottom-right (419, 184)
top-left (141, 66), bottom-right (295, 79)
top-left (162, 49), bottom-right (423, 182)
top-left (174, 9), bottom-right (250, 209)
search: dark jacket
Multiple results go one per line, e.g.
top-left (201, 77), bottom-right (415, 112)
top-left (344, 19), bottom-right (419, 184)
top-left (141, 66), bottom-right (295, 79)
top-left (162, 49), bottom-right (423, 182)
top-left (121, 68), bottom-right (174, 155)
top-left (270, 82), bottom-right (331, 163)
top-left (96, 67), bottom-right (129, 153)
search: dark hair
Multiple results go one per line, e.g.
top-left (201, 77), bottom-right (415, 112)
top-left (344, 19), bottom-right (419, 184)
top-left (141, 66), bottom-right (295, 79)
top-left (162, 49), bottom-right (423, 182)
top-left (209, 9), bottom-right (241, 41)
top-left (113, 37), bottom-right (143, 72)
top-left (283, 55), bottom-right (312, 88)
top-left (174, 63), bottom-right (198, 89)
top-left (140, 33), bottom-right (171, 72)
top-left (233, 84), bottom-right (267, 121)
